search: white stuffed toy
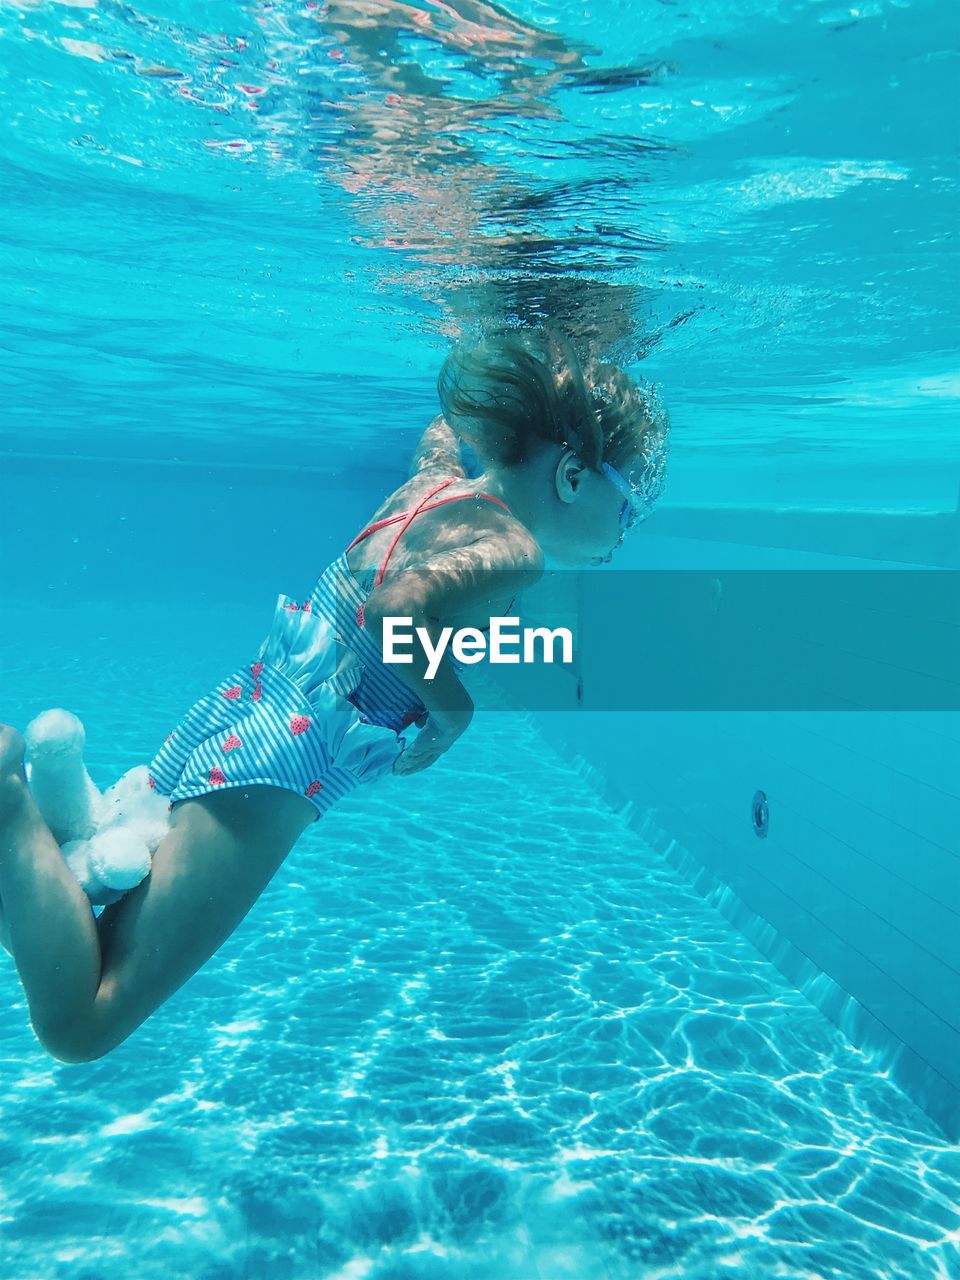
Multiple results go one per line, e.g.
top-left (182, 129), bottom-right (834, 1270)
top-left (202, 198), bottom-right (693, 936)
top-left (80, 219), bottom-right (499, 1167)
top-left (23, 708), bottom-right (171, 907)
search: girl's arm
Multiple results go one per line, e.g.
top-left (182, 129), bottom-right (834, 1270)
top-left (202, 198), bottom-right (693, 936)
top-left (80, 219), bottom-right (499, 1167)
top-left (409, 414), bottom-right (466, 479)
top-left (362, 532), bottom-right (544, 773)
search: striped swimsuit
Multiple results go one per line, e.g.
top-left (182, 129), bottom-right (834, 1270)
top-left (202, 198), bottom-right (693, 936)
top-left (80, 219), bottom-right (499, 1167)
top-left (147, 478), bottom-right (512, 822)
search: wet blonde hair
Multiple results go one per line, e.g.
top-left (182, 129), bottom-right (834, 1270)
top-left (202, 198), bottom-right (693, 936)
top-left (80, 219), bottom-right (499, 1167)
top-left (437, 329), bottom-right (669, 506)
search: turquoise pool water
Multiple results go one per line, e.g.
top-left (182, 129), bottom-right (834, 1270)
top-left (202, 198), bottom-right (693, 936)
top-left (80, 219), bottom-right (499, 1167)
top-left (1, 0), bottom-right (957, 504)
top-left (1, 601), bottom-right (959, 1278)
top-left (2, 0), bottom-right (959, 1276)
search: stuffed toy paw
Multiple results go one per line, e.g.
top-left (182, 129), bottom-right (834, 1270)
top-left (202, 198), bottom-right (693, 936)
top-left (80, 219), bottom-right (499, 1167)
top-left (23, 709), bottom-right (171, 906)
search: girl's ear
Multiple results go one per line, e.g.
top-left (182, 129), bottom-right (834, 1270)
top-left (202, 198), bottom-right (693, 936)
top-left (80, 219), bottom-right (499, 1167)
top-left (554, 447), bottom-right (587, 502)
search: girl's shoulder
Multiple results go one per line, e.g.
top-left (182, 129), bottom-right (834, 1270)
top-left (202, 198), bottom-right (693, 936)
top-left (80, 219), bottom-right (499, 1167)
top-left (369, 471), bottom-right (507, 533)
top-left (353, 473), bottom-right (541, 579)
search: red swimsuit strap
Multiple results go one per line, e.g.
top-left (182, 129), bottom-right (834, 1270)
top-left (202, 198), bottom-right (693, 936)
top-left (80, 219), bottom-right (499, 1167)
top-left (344, 477), bottom-right (512, 589)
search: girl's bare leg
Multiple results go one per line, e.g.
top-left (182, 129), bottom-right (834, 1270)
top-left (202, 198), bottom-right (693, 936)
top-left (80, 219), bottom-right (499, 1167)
top-left (0, 724), bottom-right (316, 1063)
top-left (0, 728), bottom-right (102, 1040)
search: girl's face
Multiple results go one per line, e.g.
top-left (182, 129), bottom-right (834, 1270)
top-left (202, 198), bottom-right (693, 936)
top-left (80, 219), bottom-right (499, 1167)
top-left (541, 447), bottom-right (649, 566)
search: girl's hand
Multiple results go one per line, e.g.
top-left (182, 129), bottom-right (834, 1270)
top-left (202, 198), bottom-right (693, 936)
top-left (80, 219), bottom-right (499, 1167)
top-left (393, 710), bottom-right (471, 776)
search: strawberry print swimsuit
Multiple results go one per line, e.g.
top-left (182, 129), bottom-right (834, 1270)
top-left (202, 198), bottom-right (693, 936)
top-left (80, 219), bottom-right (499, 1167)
top-left (147, 480), bottom-right (511, 822)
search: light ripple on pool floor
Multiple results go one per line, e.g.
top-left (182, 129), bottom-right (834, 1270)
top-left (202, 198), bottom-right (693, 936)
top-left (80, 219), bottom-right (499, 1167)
top-left (1, 619), bottom-right (959, 1280)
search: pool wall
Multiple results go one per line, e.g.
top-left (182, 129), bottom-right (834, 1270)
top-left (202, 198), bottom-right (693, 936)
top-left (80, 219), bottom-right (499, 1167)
top-left (534, 498), bottom-right (960, 1140)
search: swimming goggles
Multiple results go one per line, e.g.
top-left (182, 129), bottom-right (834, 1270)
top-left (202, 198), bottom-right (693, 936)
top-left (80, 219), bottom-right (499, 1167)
top-left (559, 435), bottom-right (668, 536)
top-left (601, 461), bottom-right (648, 536)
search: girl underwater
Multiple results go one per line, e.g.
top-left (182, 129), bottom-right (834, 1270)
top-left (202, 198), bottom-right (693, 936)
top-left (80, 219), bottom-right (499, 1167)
top-left (0, 329), bottom-right (669, 1063)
